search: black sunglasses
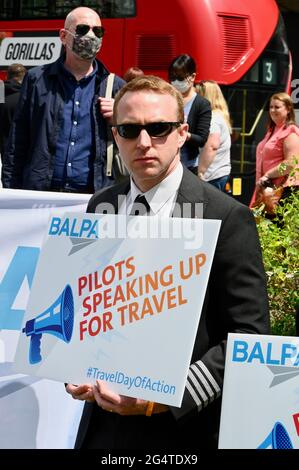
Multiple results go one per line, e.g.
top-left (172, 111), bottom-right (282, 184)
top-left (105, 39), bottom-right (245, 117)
top-left (75, 24), bottom-right (105, 39)
top-left (115, 122), bottom-right (182, 139)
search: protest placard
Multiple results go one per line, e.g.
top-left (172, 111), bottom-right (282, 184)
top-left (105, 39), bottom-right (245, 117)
top-left (15, 213), bottom-right (220, 406)
top-left (219, 333), bottom-right (299, 449)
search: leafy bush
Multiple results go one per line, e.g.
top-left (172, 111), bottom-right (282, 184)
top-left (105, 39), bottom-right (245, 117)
top-left (253, 189), bottom-right (299, 336)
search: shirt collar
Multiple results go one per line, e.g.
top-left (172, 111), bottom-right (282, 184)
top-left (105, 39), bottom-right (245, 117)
top-left (60, 59), bottom-right (98, 82)
top-left (129, 163), bottom-right (183, 214)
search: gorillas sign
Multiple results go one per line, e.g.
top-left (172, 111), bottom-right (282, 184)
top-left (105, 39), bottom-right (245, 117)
top-left (0, 37), bottom-right (62, 66)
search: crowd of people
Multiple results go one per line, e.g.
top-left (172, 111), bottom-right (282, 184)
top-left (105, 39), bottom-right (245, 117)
top-left (0, 7), bottom-right (298, 201)
top-left (0, 4), bottom-right (298, 450)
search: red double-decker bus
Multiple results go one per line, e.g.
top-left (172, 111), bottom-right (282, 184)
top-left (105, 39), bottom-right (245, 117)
top-left (0, 0), bottom-right (291, 203)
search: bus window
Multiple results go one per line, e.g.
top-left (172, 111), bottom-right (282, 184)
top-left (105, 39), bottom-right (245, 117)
top-left (0, 0), bottom-right (136, 19)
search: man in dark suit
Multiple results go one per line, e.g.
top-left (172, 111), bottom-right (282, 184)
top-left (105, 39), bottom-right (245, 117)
top-left (66, 75), bottom-right (270, 449)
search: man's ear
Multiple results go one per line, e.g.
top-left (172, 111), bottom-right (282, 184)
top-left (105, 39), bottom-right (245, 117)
top-left (111, 126), bottom-right (119, 146)
top-left (59, 29), bottom-right (67, 46)
top-left (178, 123), bottom-right (189, 148)
top-left (112, 127), bottom-right (121, 150)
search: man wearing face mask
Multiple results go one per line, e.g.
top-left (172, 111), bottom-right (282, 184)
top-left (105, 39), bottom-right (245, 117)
top-left (168, 54), bottom-right (211, 174)
top-left (2, 7), bottom-right (125, 192)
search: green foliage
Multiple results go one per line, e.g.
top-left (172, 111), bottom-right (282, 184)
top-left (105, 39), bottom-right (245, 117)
top-left (253, 190), bottom-right (299, 336)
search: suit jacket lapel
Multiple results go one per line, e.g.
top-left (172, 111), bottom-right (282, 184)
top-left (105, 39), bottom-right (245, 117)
top-left (174, 167), bottom-right (208, 218)
top-left (105, 180), bottom-right (130, 214)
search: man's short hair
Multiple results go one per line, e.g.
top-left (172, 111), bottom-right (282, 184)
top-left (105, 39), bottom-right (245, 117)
top-left (113, 75), bottom-right (184, 123)
top-left (123, 66), bottom-right (144, 82)
top-left (7, 63), bottom-right (27, 82)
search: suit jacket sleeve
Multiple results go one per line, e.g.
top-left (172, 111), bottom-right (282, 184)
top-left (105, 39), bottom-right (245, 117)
top-left (171, 203), bottom-right (270, 421)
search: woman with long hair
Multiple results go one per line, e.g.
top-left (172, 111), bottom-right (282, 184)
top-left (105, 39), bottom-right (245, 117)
top-left (197, 80), bottom-right (231, 191)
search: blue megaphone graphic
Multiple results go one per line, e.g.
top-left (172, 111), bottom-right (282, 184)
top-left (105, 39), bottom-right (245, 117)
top-left (258, 421), bottom-right (294, 449)
top-left (22, 285), bottom-right (74, 364)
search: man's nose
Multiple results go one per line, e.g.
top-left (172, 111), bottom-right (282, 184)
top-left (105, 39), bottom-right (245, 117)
top-left (137, 129), bottom-right (152, 148)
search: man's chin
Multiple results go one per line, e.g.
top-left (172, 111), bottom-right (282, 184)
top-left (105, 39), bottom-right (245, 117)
top-left (132, 168), bottom-right (169, 188)
top-left (133, 168), bottom-right (162, 179)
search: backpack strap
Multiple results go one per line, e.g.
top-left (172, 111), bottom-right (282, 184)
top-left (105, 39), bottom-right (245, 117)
top-left (105, 73), bottom-right (115, 177)
top-left (105, 73), bottom-right (115, 99)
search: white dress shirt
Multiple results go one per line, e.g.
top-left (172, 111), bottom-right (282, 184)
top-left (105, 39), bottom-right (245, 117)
top-left (118, 163), bottom-right (184, 217)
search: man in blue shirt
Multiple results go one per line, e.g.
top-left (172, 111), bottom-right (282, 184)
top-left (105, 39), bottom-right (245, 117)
top-left (2, 6), bottom-right (124, 193)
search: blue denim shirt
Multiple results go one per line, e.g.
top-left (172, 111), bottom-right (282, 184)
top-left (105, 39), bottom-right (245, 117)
top-left (52, 61), bottom-right (98, 191)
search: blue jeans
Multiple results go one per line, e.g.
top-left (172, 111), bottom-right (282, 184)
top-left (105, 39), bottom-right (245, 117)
top-left (208, 175), bottom-right (229, 191)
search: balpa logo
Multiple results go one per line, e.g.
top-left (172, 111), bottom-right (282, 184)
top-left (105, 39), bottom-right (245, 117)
top-left (49, 217), bottom-right (99, 239)
top-left (232, 340), bottom-right (299, 387)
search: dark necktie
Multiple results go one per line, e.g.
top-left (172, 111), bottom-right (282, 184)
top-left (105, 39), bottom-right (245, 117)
top-left (130, 194), bottom-right (151, 216)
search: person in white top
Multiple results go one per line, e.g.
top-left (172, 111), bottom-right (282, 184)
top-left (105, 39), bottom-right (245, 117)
top-left (197, 80), bottom-right (231, 191)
